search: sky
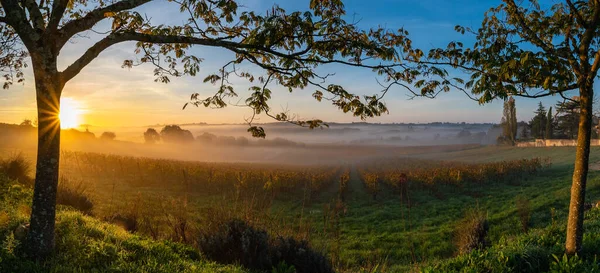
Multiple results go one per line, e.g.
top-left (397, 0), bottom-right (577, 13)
top-left (0, 0), bottom-right (587, 127)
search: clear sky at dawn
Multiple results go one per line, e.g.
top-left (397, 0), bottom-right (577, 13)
top-left (0, 0), bottom-right (588, 127)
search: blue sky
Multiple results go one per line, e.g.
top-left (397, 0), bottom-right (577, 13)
top-left (0, 0), bottom-right (585, 127)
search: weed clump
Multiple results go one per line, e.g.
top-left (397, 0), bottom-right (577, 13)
top-left (271, 236), bottom-right (333, 273)
top-left (198, 219), bottom-right (271, 270)
top-left (57, 177), bottom-right (94, 215)
top-left (0, 153), bottom-right (32, 186)
top-left (455, 208), bottom-right (489, 255)
top-left (198, 219), bottom-right (333, 273)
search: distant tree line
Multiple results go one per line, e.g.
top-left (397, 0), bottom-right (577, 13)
top-left (500, 97), bottom-right (600, 143)
top-left (526, 99), bottom-right (599, 140)
top-left (143, 125), bottom-right (304, 147)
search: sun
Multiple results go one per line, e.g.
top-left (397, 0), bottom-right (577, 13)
top-left (59, 98), bottom-right (85, 129)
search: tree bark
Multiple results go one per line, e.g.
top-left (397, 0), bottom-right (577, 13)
top-left (26, 53), bottom-right (63, 260)
top-left (565, 82), bottom-right (594, 255)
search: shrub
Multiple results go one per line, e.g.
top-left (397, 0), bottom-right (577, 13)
top-left (198, 219), bottom-right (272, 271)
top-left (144, 128), bottom-right (161, 144)
top-left (271, 236), bottom-right (333, 273)
top-left (455, 208), bottom-right (489, 255)
top-left (57, 177), bottom-right (94, 215)
top-left (0, 153), bottom-right (31, 186)
top-left (198, 219), bottom-right (332, 273)
top-left (516, 196), bottom-right (532, 233)
top-left (100, 131), bottom-right (116, 141)
top-left (160, 125), bottom-right (194, 144)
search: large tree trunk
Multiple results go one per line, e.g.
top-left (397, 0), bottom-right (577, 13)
top-left (565, 82), bottom-right (594, 255)
top-left (26, 54), bottom-right (63, 260)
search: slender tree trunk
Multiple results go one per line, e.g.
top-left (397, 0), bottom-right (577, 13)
top-left (26, 53), bottom-right (63, 260)
top-left (565, 82), bottom-right (594, 255)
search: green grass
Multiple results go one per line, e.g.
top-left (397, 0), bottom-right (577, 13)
top-left (421, 208), bottom-right (600, 273)
top-left (0, 175), bottom-right (248, 273)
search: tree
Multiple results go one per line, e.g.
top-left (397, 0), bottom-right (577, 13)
top-left (545, 107), bottom-right (554, 139)
top-left (160, 125), bottom-right (194, 144)
top-left (530, 102), bottom-right (547, 139)
top-left (143, 128), bottom-right (161, 144)
top-left (0, 0), bottom-right (436, 259)
top-left (501, 97), bottom-right (517, 144)
top-left (556, 99), bottom-right (581, 139)
top-left (20, 119), bottom-right (33, 127)
top-left (428, 0), bottom-right (600, 254)
top-left (100, 131), bottom-right (116, 141)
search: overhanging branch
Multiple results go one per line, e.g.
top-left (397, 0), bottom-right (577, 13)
top-left (58, 0), bottom-right (151, 48)
top-left (62, 31), bottom-right (405, 83)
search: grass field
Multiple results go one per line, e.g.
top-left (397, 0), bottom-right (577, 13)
top-left (3, 142), bottom-right (600, 272)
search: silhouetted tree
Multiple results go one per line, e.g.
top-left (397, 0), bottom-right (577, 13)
top-left (20, 119), bottom-right (33, 127)
top-left (144, 128), bottom-right (161, 144)
top-left (160, 125), bottom-right (194, 144)
top-left (428, 0), bottom-right (600, 254)
top-left (556, 99), bottom-right (581, 139)
top-left (196, 132), bottom-right (217, 143)
top-left (0, 0), bottom-right (441, 257)
top-left (545, 107), bottom-right (554, 139)
top-left (100, 132), bottom-right (116, 141)
top-left (530, 102), bottom-right (547, 139)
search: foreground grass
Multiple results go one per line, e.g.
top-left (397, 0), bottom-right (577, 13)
top-left (422, 208), bottom-right (600, 272)
top-left (0, 176), bottom-right (247, 273)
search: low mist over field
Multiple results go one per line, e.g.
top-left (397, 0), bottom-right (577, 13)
top-left (0, 122), bottom-right (498, 165)
top-left (100, 122), bottom-right (498, 145)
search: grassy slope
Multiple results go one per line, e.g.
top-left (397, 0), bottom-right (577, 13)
top-left (0, 177), bottom-right (247, 273)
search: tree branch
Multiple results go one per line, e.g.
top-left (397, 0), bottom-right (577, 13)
top-left (62, 31), bottom-right (404, 83)
top-left (579, 0), bottom-right (600, 67)
top-left (566, 0), bottom-right (589, 28)
top-left (563, 14), bottom-right (582, 75)
top-left (0, 0), bottom-right (36, 49)
top-left (58, 0), bottom-right (151, 48)
top-left (21, 0), bottom-right (45, 31)
top-left (591, 50), bottom-right (600, 76)
top-left (47, 0), bottom-right (69, 31)
top-left (505, 0), bottom-right (556, 55)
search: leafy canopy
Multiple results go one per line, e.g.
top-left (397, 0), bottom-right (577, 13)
top-left (0, 0), bottom-right (450, 137)
top-left (426, 0), bottom-right (600, 103)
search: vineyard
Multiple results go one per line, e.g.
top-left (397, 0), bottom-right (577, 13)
top-left (5, 146), bottom-right (597, 272)
top-left (358, 157), bottom-right (550, 200)
top-left (56, 151), bottom-right (346, 245)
